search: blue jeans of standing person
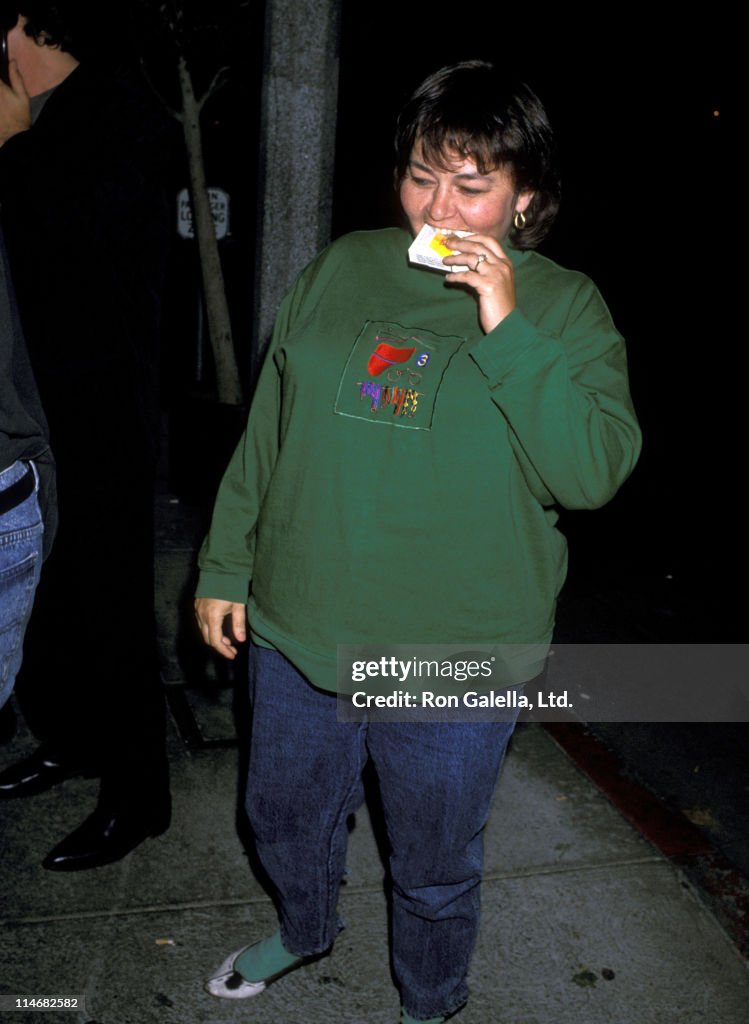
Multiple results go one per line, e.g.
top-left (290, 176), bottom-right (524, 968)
top-left (0, 461), bottom-right (44, 710)
top-left (246, 644), bottom-right (521, 1021)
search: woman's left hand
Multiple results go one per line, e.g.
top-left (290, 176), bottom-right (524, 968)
top-left (442, 234), bottom-right (517, 334)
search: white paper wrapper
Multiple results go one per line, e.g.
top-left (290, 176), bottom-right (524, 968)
top-left (408, 224), bottom-right (472, 273)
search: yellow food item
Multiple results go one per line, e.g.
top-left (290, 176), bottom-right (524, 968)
top-left (429, 234), bottom-right (454, 257)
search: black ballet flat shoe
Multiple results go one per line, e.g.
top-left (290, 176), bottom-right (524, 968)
top-left (42, 800), bottom-right (171, 872)
top-left (0, 747), bottom-right (94, 799)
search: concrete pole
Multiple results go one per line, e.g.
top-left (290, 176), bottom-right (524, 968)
top-left (251, 0), bottom-right (341, 378)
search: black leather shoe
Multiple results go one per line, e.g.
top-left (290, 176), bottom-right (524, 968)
top-left (42, 800), bottom-right (171, 872)
top-left (0, 747), bottom-right (93, 799)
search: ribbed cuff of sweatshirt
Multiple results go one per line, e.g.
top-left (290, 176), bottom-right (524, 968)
top-left (469, 307), bottom-right (565, 386)
top-left (195, 570), bottom-right (249, 605)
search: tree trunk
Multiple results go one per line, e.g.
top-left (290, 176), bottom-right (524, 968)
top-left (178, 54), bottom-right (242, 406)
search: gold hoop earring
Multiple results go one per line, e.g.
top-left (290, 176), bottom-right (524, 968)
top-left (513, 210), bottom-right (527, 231)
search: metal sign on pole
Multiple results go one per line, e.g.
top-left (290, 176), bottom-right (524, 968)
top-left (177, 187), bottom-right (231, 240)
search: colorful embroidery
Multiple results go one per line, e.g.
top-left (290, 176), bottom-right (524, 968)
top-left (368, 340), bottom-right (416, 377)
top-left (358, 382), bottom-right (422, 417)
top-left (334, 320), bottom-right (465, 431)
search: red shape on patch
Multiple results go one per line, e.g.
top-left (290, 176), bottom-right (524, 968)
top-left (368, 342), bottom-right (416, 377)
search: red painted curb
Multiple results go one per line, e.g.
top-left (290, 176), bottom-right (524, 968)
top-left (543, 722), bottom-right (749, 960)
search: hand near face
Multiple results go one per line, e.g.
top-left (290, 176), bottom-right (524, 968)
top-left (443, 234), bottom-right (518, 334)
top-left (398, 145), bottom-right (531, 334)
top-left (0, 61), bottom-right (31, 147)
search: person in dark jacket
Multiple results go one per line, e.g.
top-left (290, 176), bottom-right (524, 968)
top-left (0, 2), bottom-right (171, 871)
top-left (0, 229), bottom-right (55, 711)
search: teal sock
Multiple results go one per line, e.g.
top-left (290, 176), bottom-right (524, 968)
top-left (400, 1011), bottom-right (446, 1024)
top-left (234, 930), bottom-right (303, 982)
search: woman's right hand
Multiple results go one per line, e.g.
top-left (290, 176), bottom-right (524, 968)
top-left (194, 598), bottom-right (246, 659)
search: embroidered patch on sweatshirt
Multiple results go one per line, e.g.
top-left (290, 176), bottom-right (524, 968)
top-left (334, 321), bottom-right (465, 430)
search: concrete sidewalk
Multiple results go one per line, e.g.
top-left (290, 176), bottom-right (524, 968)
top-left (1, 491), bottom-right (747, 1024)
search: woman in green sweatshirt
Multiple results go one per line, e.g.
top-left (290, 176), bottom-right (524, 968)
top-left (195, 61), bottom-right (640, 1023)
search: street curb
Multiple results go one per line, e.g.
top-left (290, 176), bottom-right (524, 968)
top-left (543, 722), bottom-right (749, 961)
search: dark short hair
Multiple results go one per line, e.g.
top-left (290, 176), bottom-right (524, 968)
top-left (395, 60), bottom-right (560, 249)
top-left (14, 3), bottom-right (75, 52)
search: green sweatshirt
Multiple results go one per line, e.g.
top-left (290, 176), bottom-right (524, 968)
top-left (197, 228), bottom-right (641, 690)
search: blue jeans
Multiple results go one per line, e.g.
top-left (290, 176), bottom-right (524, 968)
top-left (0, 461), bottom-right (43, 710)
top-left (246, 645), bottom-right (520, 1020)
